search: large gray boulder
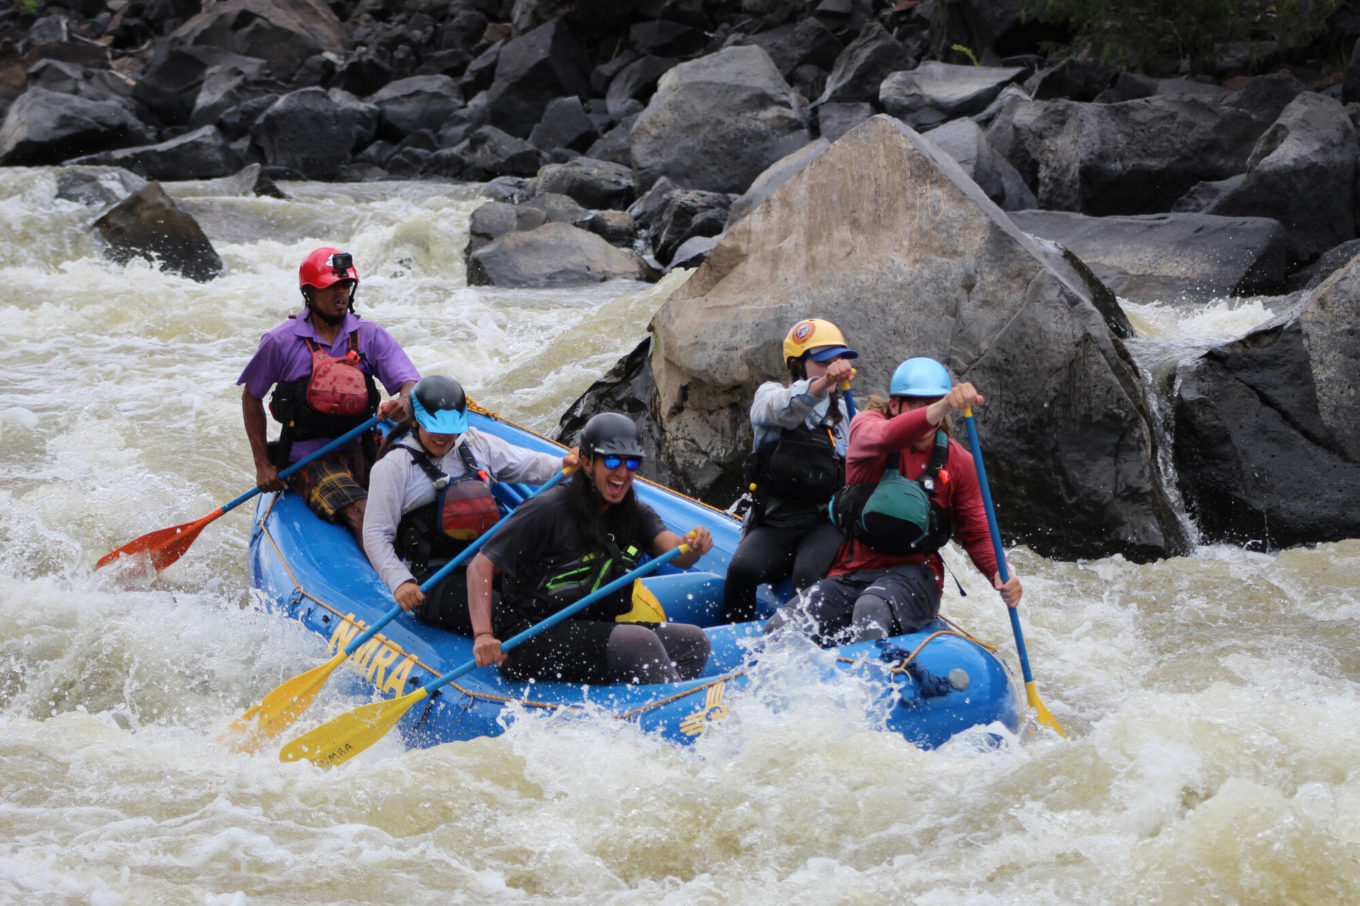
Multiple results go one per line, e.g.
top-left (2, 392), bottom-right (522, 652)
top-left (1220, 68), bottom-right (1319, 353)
top-left (134, 45), bottom-right (270, 129)
top-left (535, 157), bottom-right (635, 210)
top-left (880, 61), bottom-right (1026, 131)
top-left (55, 165), bottom-right (148, 207)
top-left (366, 75), bottom-right (465, 142)
top-left (629, 44), bottom-right (812, 194)
top-left (815, 21), bottom-right (915, 105)
top-left (0, 88), bottom-right (153, 165)
top-left (65, 125), bottom-right (244, 180)
top-left (725, 138), bottom-right (831, 232)
top-left (467, 221), bottom-right (654, 287)
top-left (569, 115), bottom-right (1188, 562)
top-left (985, 84), bottom-right (1285, 215)
top-left (1009, 210), bottom-right (1293, 302)
top-left (170, 0), bottom-right (347, 83)
top-left (482, 19), bottom-right (592, 138)
top-left (250, 87), bottom-right (378, 179)
top-left (1174, 256), bottom-right (1360, 548)
top-left (921, 117), bottom-right (1035, 211)
top-left (1174, 92), bottom-right (1358, 264)
top-left (91, 182), bottom-right (224, 283)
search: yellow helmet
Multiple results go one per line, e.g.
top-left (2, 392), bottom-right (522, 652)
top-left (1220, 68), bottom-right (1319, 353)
top-left (782, 318), bottom-right (858, 366)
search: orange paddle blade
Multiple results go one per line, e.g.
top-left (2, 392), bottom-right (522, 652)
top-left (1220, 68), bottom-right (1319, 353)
top-left (95, 507), bottom-right (224, 572)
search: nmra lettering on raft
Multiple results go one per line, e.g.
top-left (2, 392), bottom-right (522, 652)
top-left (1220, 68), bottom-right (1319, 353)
top-left (328, 614), bottom-right (417, 696)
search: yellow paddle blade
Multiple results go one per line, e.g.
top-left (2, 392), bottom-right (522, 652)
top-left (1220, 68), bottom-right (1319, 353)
top-left (222, 651), bottom-right (349, 753)
top-left (616, 579), bottom-right (667, 623)
top-left (1026, 681), bottom-right (1066, 737)
top-left (279, 687), bottom-right (429, 768)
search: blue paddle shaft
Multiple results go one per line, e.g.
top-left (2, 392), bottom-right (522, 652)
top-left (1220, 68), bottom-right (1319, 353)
top-left (963, 412), bottom-right (1035, 685)
top-left (962, 415), bottom-right (1008, 584)
top-left (218, 415), bottom-right (382, 517)
top-left (340, 470), bottom-right (569, 657)
top-left (421, 544), bottom-right (687, 696)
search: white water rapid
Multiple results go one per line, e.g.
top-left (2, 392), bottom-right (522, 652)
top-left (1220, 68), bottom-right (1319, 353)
top-left (2, 168), bottom-right (1358, 905)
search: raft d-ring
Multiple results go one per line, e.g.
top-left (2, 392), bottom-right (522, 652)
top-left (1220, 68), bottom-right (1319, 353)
top-left (456, 691), bottom-right (476, 712)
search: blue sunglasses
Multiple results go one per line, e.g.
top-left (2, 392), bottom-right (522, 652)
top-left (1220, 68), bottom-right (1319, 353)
top-left (600, 454), bottom-right (642, 471)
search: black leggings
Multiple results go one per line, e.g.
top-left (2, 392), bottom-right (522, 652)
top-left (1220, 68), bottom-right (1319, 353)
top-left (501, 620), bottom-right (711, 685)
top-left (763, 563), bottom-right (941, 647)
top-left (722, 520), bottom-right (844, 622)
top-left (411, 565), bottom-right (482, 636)
top-left (607, 623), bottom-right (711, 684)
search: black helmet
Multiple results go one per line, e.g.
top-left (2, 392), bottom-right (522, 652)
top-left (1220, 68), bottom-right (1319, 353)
top-left (411, 375), bottom-right (468, 434)
top-left (579, 412), bottom-right (646, 459)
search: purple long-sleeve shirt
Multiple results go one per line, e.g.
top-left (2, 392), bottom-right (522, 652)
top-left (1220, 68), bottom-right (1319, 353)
top-left (238, 308), bottom-right (420, 461)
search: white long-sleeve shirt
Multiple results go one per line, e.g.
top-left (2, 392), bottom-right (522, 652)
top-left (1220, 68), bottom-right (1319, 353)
top-left (362, 428), bottom-right (562, 592)
top-left (749, 379), bottom-right (851, 455)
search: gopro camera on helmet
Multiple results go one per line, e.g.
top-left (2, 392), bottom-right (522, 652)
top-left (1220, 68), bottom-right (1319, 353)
top-left (330, 252), bottom-right (354, 277)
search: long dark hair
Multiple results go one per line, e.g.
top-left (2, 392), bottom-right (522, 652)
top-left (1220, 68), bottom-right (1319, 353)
top-left (376, 397), bottom-right (418, 460)
top-left (786, 354), bottom-right (844, 426)
top-left (561, 456), bottom-right (642, 554)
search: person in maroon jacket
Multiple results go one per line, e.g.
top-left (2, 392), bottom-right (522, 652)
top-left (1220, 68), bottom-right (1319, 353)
top-left (764, 357), bottom-right (1022, 646)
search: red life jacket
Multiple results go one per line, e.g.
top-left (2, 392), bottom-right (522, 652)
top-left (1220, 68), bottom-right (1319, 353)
top-left (303, 335), bottom-right (371, 417)
top-left (269, 329), bottom-right (379, 449)
top-left (395, 442), bottom-right (503, 577)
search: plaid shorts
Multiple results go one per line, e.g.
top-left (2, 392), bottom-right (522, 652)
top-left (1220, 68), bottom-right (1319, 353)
top-left (287, 454), bottom-right (367, 523)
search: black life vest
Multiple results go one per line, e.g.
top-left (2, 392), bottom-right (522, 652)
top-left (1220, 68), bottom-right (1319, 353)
top-left (742, 421), bottom-right (844, 524)
top-left (269, 330), bottom-right (379, 451)
top-left (523, 534), bottom-right (643, 623)
top-left (394, 441), bottom-right (503, 578)
top-left (830, 430), bottom-right (954, 556)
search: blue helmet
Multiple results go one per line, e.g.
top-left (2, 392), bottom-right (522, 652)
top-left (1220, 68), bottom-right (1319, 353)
top-left (411, 375), bottom-right (468, 434)
top-left (890, 357), bottom-right (952, 398)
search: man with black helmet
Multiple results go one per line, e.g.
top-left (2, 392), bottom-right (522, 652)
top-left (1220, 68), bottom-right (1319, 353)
top-left (238, 247), bottom-right (419, 540)
top-left (465, 411), bottom-right (714, 684)
top-left (363, 375), bottom-right (572, 634)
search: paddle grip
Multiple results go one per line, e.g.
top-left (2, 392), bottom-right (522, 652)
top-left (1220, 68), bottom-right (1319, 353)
top-left (839, 368), bottom-right (857, 419)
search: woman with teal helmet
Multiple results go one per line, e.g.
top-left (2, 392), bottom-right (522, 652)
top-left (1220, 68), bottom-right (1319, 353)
top-left (765, 356), bottom-right (1023, 646)
top-left (363, 375), bottom-right (570, 634)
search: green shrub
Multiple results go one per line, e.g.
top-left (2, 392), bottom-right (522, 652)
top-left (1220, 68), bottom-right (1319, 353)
top-left (1019, 0), bottom-right (1342, 75)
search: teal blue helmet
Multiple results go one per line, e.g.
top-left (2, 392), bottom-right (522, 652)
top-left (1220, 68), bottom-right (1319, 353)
top-left (890, 358), bottom-right (952, 398)
top-left (411, 375), bottom-right (468, 434)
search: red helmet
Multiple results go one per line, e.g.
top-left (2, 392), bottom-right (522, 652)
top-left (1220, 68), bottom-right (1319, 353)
top-left (299, 247), bottom-right (359, 291)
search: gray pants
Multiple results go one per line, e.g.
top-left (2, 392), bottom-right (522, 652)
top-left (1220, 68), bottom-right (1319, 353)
top-left (607, 622), bottom-right (711, 683)
top-left (763, 563), bottom-right (941, 647)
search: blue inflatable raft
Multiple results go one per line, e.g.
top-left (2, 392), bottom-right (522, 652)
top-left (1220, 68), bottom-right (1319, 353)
top-left (247, 405), bottom-right (1023, 753)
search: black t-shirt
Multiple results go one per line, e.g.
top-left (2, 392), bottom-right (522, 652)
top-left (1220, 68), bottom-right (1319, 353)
top-left (480, 483), bottom-right (668, 626)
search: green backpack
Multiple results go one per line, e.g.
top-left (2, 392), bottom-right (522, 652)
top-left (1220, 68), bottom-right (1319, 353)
top-left (830, 431), bottom-right (953, 555)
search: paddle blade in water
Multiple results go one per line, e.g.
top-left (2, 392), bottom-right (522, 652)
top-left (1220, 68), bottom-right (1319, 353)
top-left (1026, 681), bottom-right (1066, 737)
top-left (223, 651), bottom-right (349, 752)
top-left (279, 688), bottom-right (428, 768)
top-left (95, 508), bottom-right (223, 572)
